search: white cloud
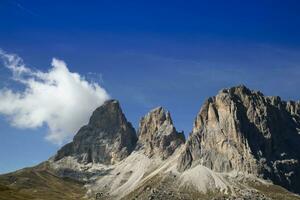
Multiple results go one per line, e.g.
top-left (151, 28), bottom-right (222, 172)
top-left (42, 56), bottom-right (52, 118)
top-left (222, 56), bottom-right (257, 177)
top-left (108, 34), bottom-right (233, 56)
top-left (0, 49), bottom-right (110, 144)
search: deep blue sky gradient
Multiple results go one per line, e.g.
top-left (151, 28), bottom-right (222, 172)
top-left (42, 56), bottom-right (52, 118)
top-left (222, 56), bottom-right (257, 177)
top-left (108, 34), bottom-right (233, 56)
top-left (1, 0), bottom-right (300, 173)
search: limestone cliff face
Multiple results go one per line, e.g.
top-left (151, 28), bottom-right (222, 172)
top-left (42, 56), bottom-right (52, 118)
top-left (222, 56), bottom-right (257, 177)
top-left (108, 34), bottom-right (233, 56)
top-left (137, 107), bottom-right (185, 159)
top-left (54, 100), bottom-right (137, 165)
top-left (178, 85), bottom-right (300, 193)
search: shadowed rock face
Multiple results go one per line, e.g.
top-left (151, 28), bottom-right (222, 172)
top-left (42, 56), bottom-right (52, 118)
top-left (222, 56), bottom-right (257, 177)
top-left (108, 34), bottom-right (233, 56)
top-left (137, 107), bottom-right (185, 159)
top-left (54, 100), bottom-right (137, 165)
top-left (178, 85), bottom-right (300, 193)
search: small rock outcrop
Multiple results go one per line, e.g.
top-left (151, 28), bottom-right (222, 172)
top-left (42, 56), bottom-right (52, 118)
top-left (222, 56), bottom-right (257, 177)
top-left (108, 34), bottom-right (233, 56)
top-left (137, 107), bottom-right (185, 159)
top-left (178, 85), bottom-right (300, 193)
top-left (54, 100), bottom-right (137, 165)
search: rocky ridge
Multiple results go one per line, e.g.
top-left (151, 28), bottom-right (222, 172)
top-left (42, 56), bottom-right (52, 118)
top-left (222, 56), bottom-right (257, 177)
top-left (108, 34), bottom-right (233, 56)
top-left (1, 85), bottom-right (300, 200)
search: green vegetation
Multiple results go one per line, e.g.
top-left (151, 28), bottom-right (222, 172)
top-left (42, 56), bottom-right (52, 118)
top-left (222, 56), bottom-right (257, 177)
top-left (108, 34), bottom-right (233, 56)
top-left (250, 182), bottom-right (300, 200)
top-left (0, 162), bottom-right (86, 200)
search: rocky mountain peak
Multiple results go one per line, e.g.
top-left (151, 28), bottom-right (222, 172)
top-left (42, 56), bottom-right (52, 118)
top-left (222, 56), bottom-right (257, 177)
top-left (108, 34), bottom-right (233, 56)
top-left (86, 99), bottom-right (133, 134)
top-left (54, 99), bottom-right (137, 165)
top-left (178, 85), bottom-right (300, 193)
top-left (137, 106), bottom-right (185, 159)
top-left (3, 87), bottom-right (300, 200)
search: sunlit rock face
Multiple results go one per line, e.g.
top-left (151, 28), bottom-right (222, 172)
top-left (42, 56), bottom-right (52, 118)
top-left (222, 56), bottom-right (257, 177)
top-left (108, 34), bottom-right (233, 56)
top-left (54, 100), bottom-right (137, 165)
top-left (178, 85), bottom-right (300, 193)
top-left (137, 107), bottom-right (185, 159)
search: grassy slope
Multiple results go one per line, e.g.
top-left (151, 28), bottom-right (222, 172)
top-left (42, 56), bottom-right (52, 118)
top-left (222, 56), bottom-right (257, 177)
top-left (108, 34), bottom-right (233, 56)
top-left (250, 182), bottom-right (300, 200)
top-left (0, 162), bottom-right (86, 200)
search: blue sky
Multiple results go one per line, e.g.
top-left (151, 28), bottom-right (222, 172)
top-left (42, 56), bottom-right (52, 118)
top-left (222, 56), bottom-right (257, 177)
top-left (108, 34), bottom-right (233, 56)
top-left (1, 0), bottom-right (300, 174)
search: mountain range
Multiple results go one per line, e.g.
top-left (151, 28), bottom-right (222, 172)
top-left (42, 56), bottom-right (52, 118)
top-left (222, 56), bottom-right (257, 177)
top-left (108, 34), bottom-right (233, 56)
top-left (1, 85), bottom-right (300, 200)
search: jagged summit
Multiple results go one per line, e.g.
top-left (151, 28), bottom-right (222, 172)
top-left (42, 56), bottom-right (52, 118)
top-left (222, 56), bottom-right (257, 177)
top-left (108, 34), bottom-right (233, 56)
top-left (219, 84), bottom-right (252, 93)
top-left (178, 85), bottom-right (300, 193)
top-left (54, 99), bottom-right (137, 165)
top-left (2, 85), bottom-right (300, 200)
top-left (88, 99), bottom-right (119, 126)
top-left (50, 86), bottom-right (300, 195)
top-left (54, 101), bottom-right (186, 166)
top-left (137, 106), bottom-right (185, 159)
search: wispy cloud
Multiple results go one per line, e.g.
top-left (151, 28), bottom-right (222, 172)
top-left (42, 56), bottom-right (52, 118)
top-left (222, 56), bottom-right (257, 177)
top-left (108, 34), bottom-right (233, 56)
top-left (0, 49), bottom-right (110, 144)
top-left (10, 0), bottom-right (38, 16)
